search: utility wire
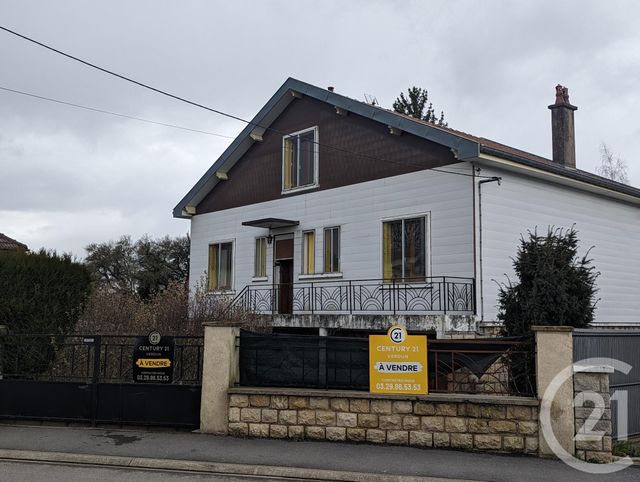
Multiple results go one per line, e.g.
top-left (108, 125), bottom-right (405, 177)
top-left (0, 24), bottom-right (495, 179)
top-left (0, 86), bottom-right (235, 138)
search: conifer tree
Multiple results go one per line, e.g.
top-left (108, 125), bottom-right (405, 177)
top-left (498, 227), bottom-right (599, 336)
top-left (392, 87), bottom-right (447, 127)
top-left (497, 227), bottom-right (598, 394)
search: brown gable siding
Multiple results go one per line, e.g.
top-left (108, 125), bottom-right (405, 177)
top-left (197, 96), bottom-right (457, 214)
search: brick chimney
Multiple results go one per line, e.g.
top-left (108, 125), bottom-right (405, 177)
top-left (548, 85), bottom-right (577, 168)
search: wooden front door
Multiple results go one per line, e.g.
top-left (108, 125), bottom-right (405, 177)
top-left (277, 259), bottom-right (293, 314)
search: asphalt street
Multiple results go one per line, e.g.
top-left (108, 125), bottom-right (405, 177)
top-left (0, 424), bottom-right (638, 481)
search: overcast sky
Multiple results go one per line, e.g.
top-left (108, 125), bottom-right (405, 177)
top-left (1, 1), bottom-right (639, 258)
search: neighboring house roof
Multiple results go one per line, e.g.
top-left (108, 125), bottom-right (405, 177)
top-left (173, 78), bottom-right (640, 218)
top-left (0, 233), bottom-right (28, 251)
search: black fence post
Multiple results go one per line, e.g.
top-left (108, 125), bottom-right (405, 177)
top-left (443, 278), bottom-right (448, 315)
top-left (318, 335), bottom-right (327, 388)
top-left (392, 278), bottom-right (396, 315)
top-left (471, 278), bottom-right (477, 314)
top-left (271, 284), bottom-right (276, 315)
top-left (90, 335), bottom-right (102, 426)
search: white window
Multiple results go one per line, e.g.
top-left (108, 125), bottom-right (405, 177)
top-left (302, 231), bottom-right (315, 274)
top-left (254, 237), bottom-right (267, 278)
top-left (383, 217), bottom-right (427, 280)
top-left (282, 127), bottom-right (318, 192)
top-left (208, 242), bottom-right (233, 290)
top-left (323, 227), bottom-right (340, 273)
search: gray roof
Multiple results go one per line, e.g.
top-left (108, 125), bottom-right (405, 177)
top-left (0, 233), bottom-right (28, 251)
top-left (173, 78), bottom-right (640, 218)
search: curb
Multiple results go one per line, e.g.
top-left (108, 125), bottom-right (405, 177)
top-left (613, 455), bottom-right (640, 465)
top-left (0, 448), bottom-right (473, 482)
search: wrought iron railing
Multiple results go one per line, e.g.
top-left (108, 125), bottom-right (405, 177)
top-left (228, 276), bottom-right (475, 316)
top-left (428, 338), bottom-right (536, 397)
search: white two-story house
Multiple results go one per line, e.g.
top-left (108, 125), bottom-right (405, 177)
top-left (174, 79), bottom-right (640, 336)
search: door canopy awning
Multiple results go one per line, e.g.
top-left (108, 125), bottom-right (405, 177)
top-left (241, 218), bottom-right (300, 229)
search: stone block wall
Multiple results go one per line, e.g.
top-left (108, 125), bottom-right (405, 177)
top-left (573, 368), bottom-right (613, 463)
top-left (227, 388), bottom-right (539, 455)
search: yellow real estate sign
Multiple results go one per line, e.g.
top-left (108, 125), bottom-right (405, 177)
top-left (369, 325), bottom-right (428, 395)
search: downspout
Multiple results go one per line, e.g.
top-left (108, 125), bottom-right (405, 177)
top-left (477, 174), bottom-right (502, 322)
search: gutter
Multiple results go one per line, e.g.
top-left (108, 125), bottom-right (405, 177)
top-left (477, 175), bottom-right (502, 322)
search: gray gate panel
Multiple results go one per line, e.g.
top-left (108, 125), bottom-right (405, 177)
top-left (574, 330), bottom-right (640, 439)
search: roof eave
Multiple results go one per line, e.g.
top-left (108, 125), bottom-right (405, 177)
top-left (480, 145), bottom-right (640, 201)
top-left (173, 78), bottom-right (481, 218)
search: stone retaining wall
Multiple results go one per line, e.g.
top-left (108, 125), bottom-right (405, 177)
top-left (573, 367), bottom-right (613, 463)
top-left (227, 388), bottom-right (539, 455)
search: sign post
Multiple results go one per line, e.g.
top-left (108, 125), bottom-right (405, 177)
top-left (133, 331), bottom-right (174, 384)
top-left (369, 325), bottom-right (428, 395)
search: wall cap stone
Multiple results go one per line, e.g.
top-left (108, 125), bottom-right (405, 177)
top-left (573, 365), bottom-right (614, 374)
top-left (228, 387), bottom-right (539, 406)
top-left (202, 321), bottom-right (243, 327)
top-left (532, 326), bottom-right (574, 332)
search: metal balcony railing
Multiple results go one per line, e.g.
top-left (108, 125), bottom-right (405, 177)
top-left (228, 277), bottom-right (475, 315)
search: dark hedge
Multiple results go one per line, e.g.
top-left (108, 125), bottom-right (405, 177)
top-left (0, 250), bottom-right (92, 375)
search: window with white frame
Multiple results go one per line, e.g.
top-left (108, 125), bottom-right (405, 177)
top-left (302, 231), bottom-right (315, 274)
top-left (282, 127), bottom-right (318, 191)
top-left (208, 242), bottom-right (233, 290)
top-left (382, 217), bottom-right (426, 280)
top-left (323, 227), bottom-right (340, 273)
top-left (254, 237), bottom-right (267, 278)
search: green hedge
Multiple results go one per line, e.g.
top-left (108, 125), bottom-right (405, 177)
top-left (0, 250), bottom-right (91, 334)
top-left (0, 250), bottom-right (92, 376)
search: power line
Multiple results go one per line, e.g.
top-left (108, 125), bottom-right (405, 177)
top-left (0, 25), bottom-right (251, 123)
top-left (0, 85), bottom-right (235, 138)
top-left (0, 24), bottom-right (494, 179)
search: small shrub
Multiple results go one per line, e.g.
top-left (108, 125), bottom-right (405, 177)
top-left (613, 440), bottom-right (640, 457)
top-left (75, 277), bottom-right (268, 336)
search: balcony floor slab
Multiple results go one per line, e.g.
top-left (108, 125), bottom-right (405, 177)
top-left (263, 313), bottom-right (477, 336)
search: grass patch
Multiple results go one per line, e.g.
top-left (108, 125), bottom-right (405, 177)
top-left (613, 440), bottom-right (640, 457)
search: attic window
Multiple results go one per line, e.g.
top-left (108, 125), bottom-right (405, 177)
top-left (282, 126), bottom-right (318, 193)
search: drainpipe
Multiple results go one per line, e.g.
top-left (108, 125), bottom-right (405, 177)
top-left (477, 175), bottom-right (502, 322)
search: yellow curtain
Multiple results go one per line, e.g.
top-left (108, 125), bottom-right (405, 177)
top-left (283, 138), bottom-right (293, 189)
top-left (324, 229), bottom-right (331, 273)
top-left (304, 232), bottom-right (315, 274)
top-left (382, 223), bottom-right (392, 280)
top-left (260, 238), bottom-right (267, 277)
top-left (254, 239), bottom-right (259, 276)
top-left (208, 244), bottom-right (218, 290)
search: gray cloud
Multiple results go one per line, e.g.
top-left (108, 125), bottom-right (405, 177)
top-left (1, 0), bottom-right (639, 256)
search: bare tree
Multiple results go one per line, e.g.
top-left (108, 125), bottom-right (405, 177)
top-left (597, 142), bottom-right (629, 184)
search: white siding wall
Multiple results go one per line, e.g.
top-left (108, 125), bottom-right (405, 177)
top-left (479, 166), bottom-right (640, 325)
top-left (189, 164), bottom-right (474, 294)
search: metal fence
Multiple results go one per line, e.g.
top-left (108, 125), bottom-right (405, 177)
top-left (238, 331), bottom-right (534, 396)
top-left (0, 334), bottom-right (203, 383)
top-left (239, 331), bottom-right (369, 390)
top-left (574, 329), bottom-right (640, 439)
top-left (0, 333), bottom-right (204, 427)
top-left (229, 277), bottom-right (476, 315)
